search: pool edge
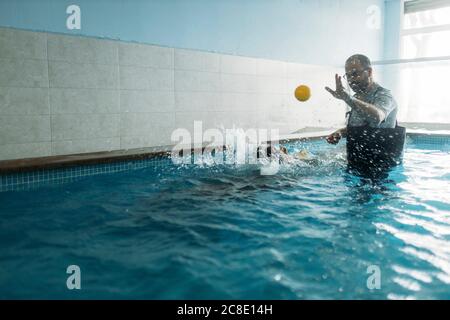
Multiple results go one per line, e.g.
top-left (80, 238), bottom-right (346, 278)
top-left (1, 132), bottom-right (449, 175)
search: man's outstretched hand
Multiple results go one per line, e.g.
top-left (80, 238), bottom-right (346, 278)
top-left (326, 130), bottom-right (342, 145)
top-left (325, 74), bottom-right (350, 101)
top-left (325, 74), bottom-right (351, 145)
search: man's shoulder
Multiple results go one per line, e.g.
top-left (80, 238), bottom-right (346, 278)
top-left (373, 83), bottom-right (392, 97)
top-left (373, 83), bottom-right (397, 106)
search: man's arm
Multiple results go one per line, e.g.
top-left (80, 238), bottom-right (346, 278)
top-left (337, 127), bottom-right (347, 137)
top-left (326, 127), bottom-right (347, 144)
top-left (325, 74), bottom-right (391, 126)
top-left (331, 127), bottom-right (347, 137)
top-left (344, 95), bottom-right (385, 125)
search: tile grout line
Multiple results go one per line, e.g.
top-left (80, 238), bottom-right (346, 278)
top-left (117, 42), bottom-right (123, 151)
top-left (46, 31), bottom-right (53, 158)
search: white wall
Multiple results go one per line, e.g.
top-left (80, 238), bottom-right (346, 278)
top-left (0, 27), bottom-right (346, 161)
top-left (0, 0), bottom-right (385, 66)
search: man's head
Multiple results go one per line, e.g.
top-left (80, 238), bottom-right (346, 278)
top-left (345, 54), bottom-right (373, 94)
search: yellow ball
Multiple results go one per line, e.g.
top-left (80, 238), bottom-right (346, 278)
top-left (294, 85), bottom-right (311, 102)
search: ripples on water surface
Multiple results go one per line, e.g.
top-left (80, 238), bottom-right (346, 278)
top-left (0, 139), bottom-right (449, 299)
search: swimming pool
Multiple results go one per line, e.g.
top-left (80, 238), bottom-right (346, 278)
top-left (0, 135), bottom-right (449, 299)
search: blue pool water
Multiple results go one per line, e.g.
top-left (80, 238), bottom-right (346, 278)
top-left (0, 138), bottom-right (449, 299)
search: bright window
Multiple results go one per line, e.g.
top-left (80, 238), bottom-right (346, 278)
top-left (403, 5), bottom-right (450, 29)
top-left (386, 0), bottom-right (450, 124)
top-left (401, 0), bottom-right (450, 58)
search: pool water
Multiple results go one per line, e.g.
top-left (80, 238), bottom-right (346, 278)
top-left (0, 138), bottom-right (449, 299)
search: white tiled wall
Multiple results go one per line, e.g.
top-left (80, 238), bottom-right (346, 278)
top-left (0, 27), bottom-right (346, 161)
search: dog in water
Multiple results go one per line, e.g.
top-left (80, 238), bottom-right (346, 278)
top-left (257, 144), bottom-right (319, 165)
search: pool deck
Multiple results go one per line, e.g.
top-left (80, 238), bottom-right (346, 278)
top-left (0, 147), bottom-right (172, 174)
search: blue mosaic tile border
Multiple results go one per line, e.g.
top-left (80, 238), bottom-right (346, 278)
top-left (406, 134), bottom-right (450, 146)
top-left (0, 156), bottom-right (171, 192)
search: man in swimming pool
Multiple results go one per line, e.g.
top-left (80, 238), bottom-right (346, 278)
top-left (324, 54), bottom-right (398, 145)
